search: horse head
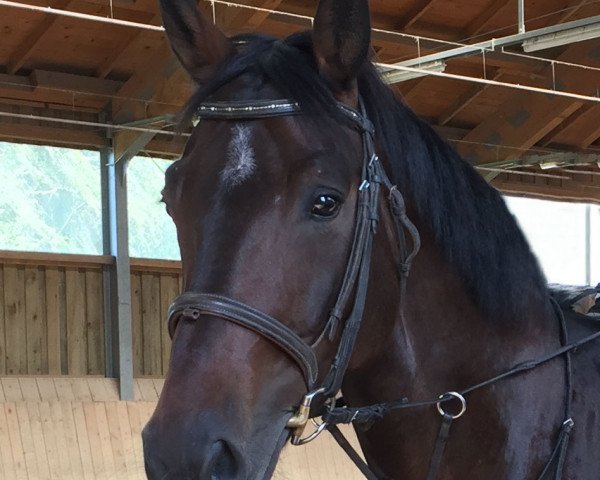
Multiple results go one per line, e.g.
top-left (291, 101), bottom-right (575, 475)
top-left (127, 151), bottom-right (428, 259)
top-left (142, 1), bottom-right (398, 478)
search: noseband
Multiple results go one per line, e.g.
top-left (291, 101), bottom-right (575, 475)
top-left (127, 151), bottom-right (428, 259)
top-left (167, 97), bottom-right (420, 444)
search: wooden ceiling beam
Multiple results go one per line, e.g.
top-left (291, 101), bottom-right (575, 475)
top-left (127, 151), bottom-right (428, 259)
top-left (6, 0), bottom-right (74, 74)
top-left (464, 0), bottom-right (510, 38)
top-left (144, 136), bottom-right (187, 158)
top-left (0, 70), bottom-right (122, 111)
top-left (492, 174), bottom-right (600, 204)
top-left (0, 120), bottom-right (106, 148)
top-left (31, 70), bottom-right (121, 96)
top-left (437, 71), bottom-right (503, 126)
top-left (458, 42), bottom-right (600, 165)
top-left (546, 104), bottom-right (600, 149)
top-left (217, 0), bottom-right (286, 34)
top-left (395, 0), bottom-right (438, 31)
top-left (110, 40), bottom-right (181, 124)
top-left (96, 12), bottom-right (159, 79)
top-left (557, 0), bottom-right (593, 23)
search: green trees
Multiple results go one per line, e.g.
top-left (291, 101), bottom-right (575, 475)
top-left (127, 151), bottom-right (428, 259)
top-left (0, 141), bottom-right (179, 260)
top-left (0, 142), bottom-right (102, 254)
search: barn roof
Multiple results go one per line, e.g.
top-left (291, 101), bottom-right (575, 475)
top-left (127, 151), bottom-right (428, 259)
top-left (1, 0), bottom-right (599, 203)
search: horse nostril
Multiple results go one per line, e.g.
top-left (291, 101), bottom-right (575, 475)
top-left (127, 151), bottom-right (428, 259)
top-left (205, 439), bottom-right (239, 479)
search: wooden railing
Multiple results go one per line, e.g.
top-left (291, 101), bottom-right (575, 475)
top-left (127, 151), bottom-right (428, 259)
top-left (0, 251), bottom-right (182, 377)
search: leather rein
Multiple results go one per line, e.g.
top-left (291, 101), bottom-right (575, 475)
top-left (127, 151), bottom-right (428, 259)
top-left (166, 97), bottom-right (600, 479)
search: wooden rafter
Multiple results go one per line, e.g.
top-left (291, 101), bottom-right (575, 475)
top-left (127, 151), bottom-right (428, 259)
top-left (96, 12), bottom-right (158, 79)
top-left (110, 40), bottom-right (181, 124)
top-left (492, 174), bottom-right (600, 204)
top-left (464, 0), bottom-right (510, 38)
top-left (437, 71), bottom-right (503, 126)
top-left (0, 120), bottom-right (106, 148)
top-left (395, 0), bottom-right (437, 31)
top-left (0, 70), bottom-right (122, 112)
top-left (457, 43), bottom-right (600, 165)
top-left (7, 0), bottom-right (73, 74)
top-left (217, 0), bottom-right (286, 34)
top-left (557, 0), bottom-right (593, 23)
top-left (545, 105), bottom-right (600, 149)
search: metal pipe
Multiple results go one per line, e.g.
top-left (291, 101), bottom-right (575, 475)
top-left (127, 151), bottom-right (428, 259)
top-left (518, 0), bottom-right (526, 34)
top-left (375, 62), bottom-right (600, 103)
top-left (0, 111), bottom-right (190, 136)
top-left (586, 205), bottom-right (592, 285)
top-left (396, 14), bottom-right (600, 68)
top-left (0, 0), bottom-right (164, 31)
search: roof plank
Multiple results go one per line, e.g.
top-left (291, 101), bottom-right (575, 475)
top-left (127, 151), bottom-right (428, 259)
top-left (458, 43), bottom-right (600, 165)
top-left (7, 0), bottom-right (73, 74)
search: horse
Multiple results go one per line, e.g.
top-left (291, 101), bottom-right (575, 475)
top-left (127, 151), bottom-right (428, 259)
top-left (142, 0), bottom-right (600, 478)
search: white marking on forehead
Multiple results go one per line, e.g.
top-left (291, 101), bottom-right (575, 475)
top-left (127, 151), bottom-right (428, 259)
top-left (220, 125), bottom-right (256, 188)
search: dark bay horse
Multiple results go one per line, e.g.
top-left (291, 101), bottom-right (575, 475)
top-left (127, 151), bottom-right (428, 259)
top-left (143, 0), bottom-right (600, 478)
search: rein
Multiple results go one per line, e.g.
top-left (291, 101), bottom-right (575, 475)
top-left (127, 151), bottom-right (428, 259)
top-left (165, 96), bottom-right (600, 479)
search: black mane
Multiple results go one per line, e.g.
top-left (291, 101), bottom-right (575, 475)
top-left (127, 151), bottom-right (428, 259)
top-left (184, 32), bottom-right (549, 321)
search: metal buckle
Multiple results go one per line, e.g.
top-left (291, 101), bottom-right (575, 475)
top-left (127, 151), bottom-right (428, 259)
top-left (287, 388), bottom-right (326, 445)
top-left (436, 391), bottom-right (467, 419)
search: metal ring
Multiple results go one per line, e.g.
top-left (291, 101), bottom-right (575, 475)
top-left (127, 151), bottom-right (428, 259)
top-left (436, 391), bottom-right (467, 419)
top-left (292, 420), bottom-right (328, 445)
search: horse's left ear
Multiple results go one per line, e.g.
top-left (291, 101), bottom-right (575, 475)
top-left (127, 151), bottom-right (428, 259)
top-left (312, 0), bottom-right (371, 102)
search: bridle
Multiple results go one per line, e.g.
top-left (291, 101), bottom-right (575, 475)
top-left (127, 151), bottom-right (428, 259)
top-left (166, 95), bottom-right (600, 479)
top-left (166, 96), bottom-right (421, 441)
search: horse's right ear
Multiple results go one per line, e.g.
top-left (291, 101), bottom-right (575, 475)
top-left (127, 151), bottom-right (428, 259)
top-left (159, 0), bottom-right (234, 84)
top-left (312, 0), bottom-right (371, 102)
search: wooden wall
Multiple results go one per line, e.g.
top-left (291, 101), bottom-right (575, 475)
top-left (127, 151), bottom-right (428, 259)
top-left (0, 252), bottom-right (181, 378)
top-left (130, 260), bottom-right (181, 377)
top-left (0, 252), bottom-right (107, 376)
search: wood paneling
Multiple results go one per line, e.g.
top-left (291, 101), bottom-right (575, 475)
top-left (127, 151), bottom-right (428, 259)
top-left (1, 257), bottom-right (106, 376)
top-left (0, 377), bottom-right (364, 479)
top-left (131, 269), bottom-right (180, 376)
top-left (0, 252), bottom-right (181, 376)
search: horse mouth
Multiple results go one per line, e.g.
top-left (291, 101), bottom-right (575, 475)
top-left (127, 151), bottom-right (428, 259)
top-left (260, 422), bottom-right (292, 480)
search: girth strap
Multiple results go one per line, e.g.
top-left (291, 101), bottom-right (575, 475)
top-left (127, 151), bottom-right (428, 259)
top-left (167, 293), bottom-right (318, 389)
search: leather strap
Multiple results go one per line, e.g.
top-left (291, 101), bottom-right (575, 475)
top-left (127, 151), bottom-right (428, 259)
top-left (168, 293), bottom-right (318, 389)
top-left (195, 99), bottom-right (300, 119)
top-left (327, 425), bottom-right (379, 480)
top-left (426, 414), bottom-right (454, 480)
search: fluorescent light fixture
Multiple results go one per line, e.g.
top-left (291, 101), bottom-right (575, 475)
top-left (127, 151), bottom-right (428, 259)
top-left (381, 61), bottom-right (446, 84)
top-left (523, 22), bottom-right (600, 52)
top-left (539, 161), bottom-right (560, 170)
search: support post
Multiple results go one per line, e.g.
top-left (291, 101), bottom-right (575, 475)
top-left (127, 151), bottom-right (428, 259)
top-left (518, 0), bottom-right (525, 34)
top-left (585, 204), bottom-right (591, 286)
top-left (100, 146), bottom-right (134, 401)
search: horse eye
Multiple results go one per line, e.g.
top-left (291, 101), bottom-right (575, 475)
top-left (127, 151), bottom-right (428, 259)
top-left (311, 195), bottom-right (340, 218)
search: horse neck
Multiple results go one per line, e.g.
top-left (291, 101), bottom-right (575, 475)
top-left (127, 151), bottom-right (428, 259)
top-left (341, 215), bottom-right (566, 478)
top-left (346, 210), bottom-right (559, 404)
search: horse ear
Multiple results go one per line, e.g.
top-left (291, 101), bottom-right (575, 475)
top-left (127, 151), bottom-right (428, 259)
top-left (312, 0), bottom-right (371, 99)
top-left (159, 0), bottom-right (234, 84)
